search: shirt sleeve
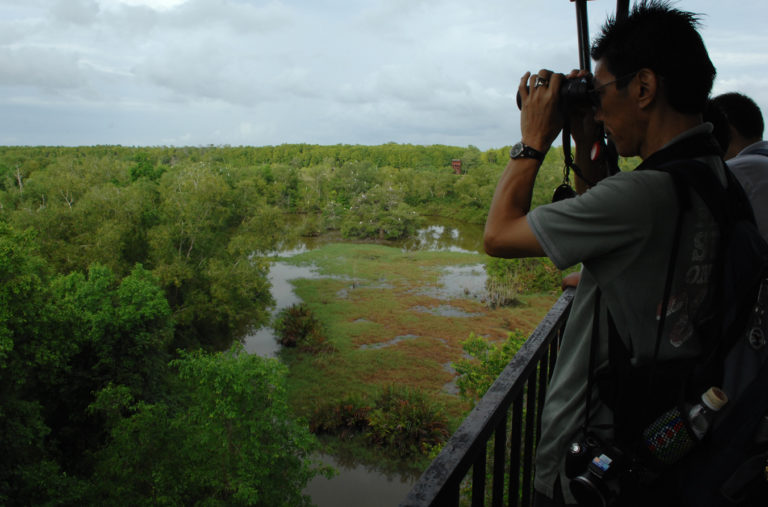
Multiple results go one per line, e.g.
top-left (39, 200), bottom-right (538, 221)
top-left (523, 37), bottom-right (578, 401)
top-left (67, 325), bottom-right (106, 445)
top-left (526, 171), bottom-right (675, 270)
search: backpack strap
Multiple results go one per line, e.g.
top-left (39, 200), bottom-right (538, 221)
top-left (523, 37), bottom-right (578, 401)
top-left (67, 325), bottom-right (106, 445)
top-left (581, 287), bottom-right (602, 434)
top-left (587, 161), bottom-right (691, 442)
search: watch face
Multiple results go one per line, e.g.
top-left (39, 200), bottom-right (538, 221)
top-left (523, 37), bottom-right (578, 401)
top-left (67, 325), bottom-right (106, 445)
top-left (510, 142), bottom-right (544, 160)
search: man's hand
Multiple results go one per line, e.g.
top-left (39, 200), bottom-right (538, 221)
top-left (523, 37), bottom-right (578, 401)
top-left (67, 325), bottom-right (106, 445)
top-left (518, 69), bottom-right (565, 153)
top-left (561, 271), bottom-right (581, 290)
top-left (483, 69), bottom-right (567, 259)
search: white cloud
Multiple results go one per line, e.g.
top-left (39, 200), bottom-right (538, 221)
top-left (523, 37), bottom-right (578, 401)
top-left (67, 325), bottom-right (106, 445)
top-left (52, 0), bottom-right (100, 25)
top-left (0, 0), bottom-right (766, 149)
top-left (99, 0), bottom-right (187, 12)
top-left (0, 46), bottom-right (86, 90)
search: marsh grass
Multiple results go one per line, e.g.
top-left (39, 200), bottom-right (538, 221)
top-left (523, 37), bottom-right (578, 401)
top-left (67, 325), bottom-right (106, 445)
top-left (278, 243), bottom-right (560, 432)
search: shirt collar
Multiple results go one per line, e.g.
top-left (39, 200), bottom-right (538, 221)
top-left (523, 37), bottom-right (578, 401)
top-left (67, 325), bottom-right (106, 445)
top-left (635, 123), bottom-right (720, 171)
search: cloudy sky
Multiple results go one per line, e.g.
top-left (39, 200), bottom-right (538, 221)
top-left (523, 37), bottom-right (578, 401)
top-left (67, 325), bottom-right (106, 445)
top-left (1, 0), bottom-right (766, 149)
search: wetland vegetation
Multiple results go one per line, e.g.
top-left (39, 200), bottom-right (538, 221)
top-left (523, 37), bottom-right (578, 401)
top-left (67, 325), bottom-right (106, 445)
top-left (0, 143), bottom-right (623, 505)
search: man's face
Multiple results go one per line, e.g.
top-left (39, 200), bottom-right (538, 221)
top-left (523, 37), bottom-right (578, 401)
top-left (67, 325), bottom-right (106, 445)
top-left (592, 60), bottom-right (642, 157)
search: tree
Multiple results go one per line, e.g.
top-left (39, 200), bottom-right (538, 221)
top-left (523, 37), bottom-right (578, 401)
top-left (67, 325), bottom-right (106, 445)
top-left (91, 350), bottom-right (331, 506)
top-left (148, 164), bottom-right (276, 350)
top-left (0, 223), bottom-right (83, 505)
top-left (340, 184), bottom-right (423, 240)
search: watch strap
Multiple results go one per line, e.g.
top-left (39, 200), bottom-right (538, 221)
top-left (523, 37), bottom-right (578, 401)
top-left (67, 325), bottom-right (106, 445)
top-left (510, 142), bottom-right (546, 161)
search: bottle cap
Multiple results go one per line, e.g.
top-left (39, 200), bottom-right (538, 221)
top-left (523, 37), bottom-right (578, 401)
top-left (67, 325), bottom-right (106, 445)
top-left (701, 387), bottom-right (728, 411)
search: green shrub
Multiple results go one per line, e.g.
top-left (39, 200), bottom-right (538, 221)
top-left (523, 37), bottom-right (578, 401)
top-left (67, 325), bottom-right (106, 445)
top-left (367, 385), bottom-right (449, 456)
top-left (453, 331), bottom-right (527, 402)
top-left (273, 303), bottom-right (331, 352)
top-left (309, 385), bottom-right (449, 457)
top-left (485, 257), bottom-right (573, 305)
top-left (309, 395), bottom-right (372, 439)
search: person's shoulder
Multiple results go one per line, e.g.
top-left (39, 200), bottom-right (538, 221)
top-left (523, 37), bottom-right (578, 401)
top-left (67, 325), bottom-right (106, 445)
top-left (730, 141), bottom-right (768, 165)
top-left (594, 168), bottom-right (671, 192)
top-left (739, 140), bottom-right (768, 157)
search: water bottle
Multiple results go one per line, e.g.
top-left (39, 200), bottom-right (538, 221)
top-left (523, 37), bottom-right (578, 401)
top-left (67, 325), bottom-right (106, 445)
top-left (642, 386), bottom-right (728, 465)
top-left (687, 386), bottom-right (728, 439)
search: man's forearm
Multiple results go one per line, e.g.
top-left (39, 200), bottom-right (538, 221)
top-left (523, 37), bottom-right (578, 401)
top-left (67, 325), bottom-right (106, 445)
top-left (483, 157), bottom-right (543, 257)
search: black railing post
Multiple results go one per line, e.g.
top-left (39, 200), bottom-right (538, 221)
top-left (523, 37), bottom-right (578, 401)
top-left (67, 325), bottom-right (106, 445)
top-left (492, 420), bottom-right (507, 507)
top-left (472, 446), bottom-right (487, 506)
top-left (509, 399), bottom-right (524, 507)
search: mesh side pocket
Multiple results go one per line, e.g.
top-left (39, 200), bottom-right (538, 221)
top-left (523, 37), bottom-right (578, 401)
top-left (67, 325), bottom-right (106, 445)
top-left (642, 406), bottom-right (697, 465)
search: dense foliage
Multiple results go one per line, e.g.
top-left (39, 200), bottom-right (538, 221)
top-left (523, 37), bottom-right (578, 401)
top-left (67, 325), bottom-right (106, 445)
top-left (0, 222), bottom-right (327, 505)
top-left (310, 385), bottom-right (449, 458)
top-left (274, 303), bottom-right (332, 352)
top-left (453, 331), bottom-right (528, 402)
top-left (91, 350), bottom-right (330, 506)
top-left (0, 142), bottom-right (575, 504)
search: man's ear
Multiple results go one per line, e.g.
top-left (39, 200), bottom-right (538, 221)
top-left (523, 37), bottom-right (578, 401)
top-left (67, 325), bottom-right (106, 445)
top-left (635, 68), bottom-right (658, 109)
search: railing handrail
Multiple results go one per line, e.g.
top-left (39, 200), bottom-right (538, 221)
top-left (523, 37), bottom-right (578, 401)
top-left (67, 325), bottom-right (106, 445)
top-left (401, 288), bottom-right (575, 506)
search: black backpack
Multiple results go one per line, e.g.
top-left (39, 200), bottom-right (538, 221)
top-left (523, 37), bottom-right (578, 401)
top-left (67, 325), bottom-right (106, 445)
top-left (590, 158), bottom-right (768, 506)
top-left (667, 160), bottom-right (768, 506)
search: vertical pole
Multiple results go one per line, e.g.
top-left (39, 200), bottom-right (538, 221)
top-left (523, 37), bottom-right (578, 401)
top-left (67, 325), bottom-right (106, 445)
top-left (573, 0), bottom-right (591, 72)
top-left (616, 0), bottom-right (630, 21)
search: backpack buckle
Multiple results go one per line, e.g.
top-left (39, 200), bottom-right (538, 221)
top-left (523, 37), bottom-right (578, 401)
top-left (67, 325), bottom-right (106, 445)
top-left (749, 328), bottom-right (766, 350)
top-left (749, 279), bottom-right (768, 350)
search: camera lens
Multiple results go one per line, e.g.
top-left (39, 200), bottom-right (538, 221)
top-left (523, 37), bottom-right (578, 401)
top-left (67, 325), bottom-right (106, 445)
top-left (565, 440), bottom-right (590, 478)
top-left (570, 474), bottom-right (612, 507)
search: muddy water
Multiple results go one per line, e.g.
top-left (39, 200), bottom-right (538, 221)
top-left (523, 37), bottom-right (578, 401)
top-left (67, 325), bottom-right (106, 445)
top-left (242, 218), bottom-right (485, 507)
top-left (305, 455), bottom-right (416, 507)
top-left (242, 262), bottom-right (322, 357)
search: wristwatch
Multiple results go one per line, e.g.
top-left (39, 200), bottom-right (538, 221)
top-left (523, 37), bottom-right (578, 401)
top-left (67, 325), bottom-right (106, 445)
top-left (509, 142), bottom-right (546, 161)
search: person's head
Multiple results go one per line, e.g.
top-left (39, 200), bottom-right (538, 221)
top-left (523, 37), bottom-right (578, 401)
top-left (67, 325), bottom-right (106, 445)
top-left (589, 0), bottom-right (716, 157)
top-left (711, 92), bottom-right (764, 159)
top-left (591, 0), bottom-right (715, 115)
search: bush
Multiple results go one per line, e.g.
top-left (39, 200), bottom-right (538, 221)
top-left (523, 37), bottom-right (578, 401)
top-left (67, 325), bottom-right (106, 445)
top-left (273, 303), bottom-right (331, 352)
top-left (453, 331), bottom-right (527, 402)
top-left (484, 257), bottom-right (572, 306)
top-left (367, 385), bottom-right (449, 456)
top-left (309, 395), bottom-right (372, 439)
top-left (310, 385), bottom-right (449, 457)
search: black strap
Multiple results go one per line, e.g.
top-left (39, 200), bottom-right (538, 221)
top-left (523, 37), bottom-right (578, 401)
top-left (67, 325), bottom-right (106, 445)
top-left (648, 172), bottom-right (688, 396)
top-left (635, 133), bottom-right (722, 172)
top-left (581, 158), bottom-right (693, 434)
top-left (561, 121), bottom-right (596, 188)
top-left (583, 287), bottom-right (602, 433)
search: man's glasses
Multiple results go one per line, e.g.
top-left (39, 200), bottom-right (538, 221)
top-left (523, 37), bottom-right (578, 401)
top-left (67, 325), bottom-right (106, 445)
top-left (588, 71), bottom-right (638, 110)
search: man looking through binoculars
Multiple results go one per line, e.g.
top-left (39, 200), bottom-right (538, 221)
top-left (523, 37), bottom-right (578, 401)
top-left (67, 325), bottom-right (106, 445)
top-left (483, 1), bottom-right (734, 505)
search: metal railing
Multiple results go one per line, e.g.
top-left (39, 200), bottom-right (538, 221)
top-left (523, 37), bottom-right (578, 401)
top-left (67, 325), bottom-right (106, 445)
top-left (401, 288), bottom-right (575, 507)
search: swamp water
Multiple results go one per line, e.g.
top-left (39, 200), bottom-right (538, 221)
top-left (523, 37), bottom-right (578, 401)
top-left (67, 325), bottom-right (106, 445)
top-left (242, 219), bottom-right (486, 506)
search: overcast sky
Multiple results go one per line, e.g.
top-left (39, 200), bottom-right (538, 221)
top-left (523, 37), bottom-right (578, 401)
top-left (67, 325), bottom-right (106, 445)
top-left (1, 0), bottom-right (766, 149)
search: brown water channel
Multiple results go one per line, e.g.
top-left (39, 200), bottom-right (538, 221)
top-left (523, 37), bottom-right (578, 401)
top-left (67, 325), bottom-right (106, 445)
top-left (242, 217), bottom-right (485, 507)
